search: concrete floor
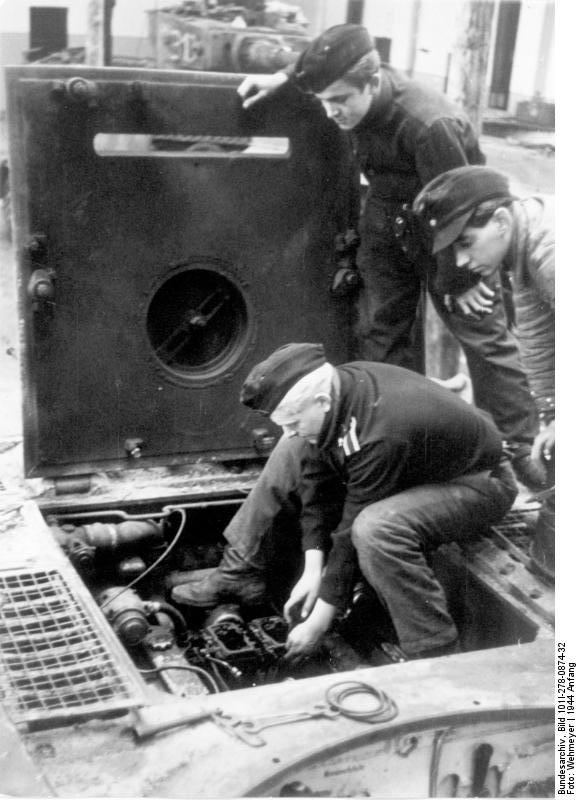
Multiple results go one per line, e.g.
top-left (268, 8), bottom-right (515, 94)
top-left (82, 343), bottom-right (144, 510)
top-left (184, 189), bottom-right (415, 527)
top-left (481, 133), bottom-right (554, 195)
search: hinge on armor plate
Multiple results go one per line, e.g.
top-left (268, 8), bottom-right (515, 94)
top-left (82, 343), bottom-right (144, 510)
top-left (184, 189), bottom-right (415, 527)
top-left (53, 474), bottom-right (95, 495)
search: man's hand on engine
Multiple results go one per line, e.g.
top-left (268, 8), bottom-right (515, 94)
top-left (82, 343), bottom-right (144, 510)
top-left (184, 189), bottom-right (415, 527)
top-left (283, 549), bottom-right (324, 624)
top-left (283, 572), bottom-right (322, 624)
top-left (237, 72), bottom-right (288, 109)
top-left (284, 600), bottom-right (337, 663)
top-left (450, 280), bottom-right (495, 318)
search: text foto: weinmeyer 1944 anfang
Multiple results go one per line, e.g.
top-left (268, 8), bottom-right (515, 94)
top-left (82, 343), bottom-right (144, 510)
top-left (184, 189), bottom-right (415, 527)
top-left (558, 643), bottom-right (575, 794)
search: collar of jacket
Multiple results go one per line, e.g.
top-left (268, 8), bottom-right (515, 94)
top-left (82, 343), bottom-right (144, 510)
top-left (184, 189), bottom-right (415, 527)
top-left (316, 367), bottom-right (359, 453)
top-left (353, 65), bottom-right (396, 133)
top-left (503, 197), bottom-right (544, 284)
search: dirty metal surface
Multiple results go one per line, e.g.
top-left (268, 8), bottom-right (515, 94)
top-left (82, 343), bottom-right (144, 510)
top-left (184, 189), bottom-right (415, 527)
top-left (0, 705), bottom-right (53, 796)
top-left (21, 640), bottom-right (554, 798)
top-left (457, 506), bottom-right (555, 632)
top-left (35, 461), bottom-right (263, 515)
top-left (0, 444), bottom-right (556, 797)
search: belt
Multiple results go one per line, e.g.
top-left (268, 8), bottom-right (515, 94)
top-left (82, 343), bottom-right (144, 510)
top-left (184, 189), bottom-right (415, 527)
top-left (365, 173), bottom-right (420, 203)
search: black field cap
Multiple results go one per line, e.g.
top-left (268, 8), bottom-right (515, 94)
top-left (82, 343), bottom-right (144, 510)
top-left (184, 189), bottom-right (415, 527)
top-left (240, 343), bottom-right (326, 414)
top-left (294, 24), bottom-right (375, 93)
top-left (413, 166), bottom-right (513, 254)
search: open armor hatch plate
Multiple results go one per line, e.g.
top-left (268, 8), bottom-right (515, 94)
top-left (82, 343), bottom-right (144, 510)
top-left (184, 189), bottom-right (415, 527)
top-left (5, 65), bottom-right (357, 478)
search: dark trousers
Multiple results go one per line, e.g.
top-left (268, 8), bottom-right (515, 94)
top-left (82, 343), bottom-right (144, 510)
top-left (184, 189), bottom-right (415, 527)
top-left (355, 197), bottom-right (538, 446)
top-left (351, 459), bottom-right (517, 653)
top-left (220, 436), bottom-right (517, 656)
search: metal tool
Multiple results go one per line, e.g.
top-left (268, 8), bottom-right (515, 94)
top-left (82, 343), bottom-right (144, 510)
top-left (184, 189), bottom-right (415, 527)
top-left (215, 703), bottom-right (341, 747)
top-left (242, 703), bottom-right (340, 734)
top-left (131, 706), bottom-right (216, 741)
top-left (132, 680), bottom-right (396, 746)
top-left (131, 705), bottom-right (261, 746)
top-left (210, 710), bottom-right (267, 746)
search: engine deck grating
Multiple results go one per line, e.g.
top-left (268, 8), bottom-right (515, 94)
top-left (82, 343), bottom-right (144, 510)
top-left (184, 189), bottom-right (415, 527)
top-left (0, 567), bottom-right (146, 726)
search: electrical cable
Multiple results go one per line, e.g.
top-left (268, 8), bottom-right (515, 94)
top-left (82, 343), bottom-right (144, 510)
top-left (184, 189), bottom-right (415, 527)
top-left (201, 658), bottom-right (230, 693)
top-left (324, 680), bottom-right (398, 724)
top-left (150, 601), bottom-right (188, 639)
top-left (204, 653), bottom-right (243, 679)
top-left (139, 664), bottom-right (220, 695)
top-left (182, 644), bottom-right (235, 691)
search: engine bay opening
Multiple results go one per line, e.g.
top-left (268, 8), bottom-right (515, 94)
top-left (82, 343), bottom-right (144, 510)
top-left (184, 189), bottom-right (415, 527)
top-left (43, 499), bottom-right (548, 702)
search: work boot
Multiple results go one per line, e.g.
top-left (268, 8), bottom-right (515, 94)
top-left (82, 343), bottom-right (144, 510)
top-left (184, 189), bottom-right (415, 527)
top-left (170, 567), bottom-right (267, 609)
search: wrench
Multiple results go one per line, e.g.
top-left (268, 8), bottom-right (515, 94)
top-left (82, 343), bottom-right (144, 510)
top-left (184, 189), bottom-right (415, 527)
top-left (218, 703), bottom-right (340, 747)
top-left (131, 706), bottom-right (216, 741)
top-left (131, 706), bottom-right (260, 746)
top-left (241, 703), bottom-right (340, 737)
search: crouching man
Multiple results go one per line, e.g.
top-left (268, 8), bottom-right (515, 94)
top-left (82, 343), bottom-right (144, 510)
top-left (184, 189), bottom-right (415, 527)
top-left (172, 343), bottom-right (517, 661)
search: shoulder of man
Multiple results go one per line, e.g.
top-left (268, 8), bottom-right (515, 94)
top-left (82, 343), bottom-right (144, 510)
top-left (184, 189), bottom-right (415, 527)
top-left (385, 66), bottom-right (460, 120)
top-left (518, 196), bottom-right (555, 250)
top-left (333, 362), bottom-right (417, 452)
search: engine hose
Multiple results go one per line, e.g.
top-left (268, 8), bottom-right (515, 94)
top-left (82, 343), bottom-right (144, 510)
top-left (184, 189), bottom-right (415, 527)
top-left (100, 508), bottom-right (186, 610)
top-left (150, 601), bottom-right (188, 640)
top-left (139, 665), bottom-right (220, 694)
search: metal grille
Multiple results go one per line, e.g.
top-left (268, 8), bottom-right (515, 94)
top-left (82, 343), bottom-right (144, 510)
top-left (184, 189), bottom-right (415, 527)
top-left (0, 567), bottom-right (145, 725)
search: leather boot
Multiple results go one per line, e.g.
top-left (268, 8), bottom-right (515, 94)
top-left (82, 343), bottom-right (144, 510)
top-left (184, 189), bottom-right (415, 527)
top-left (170, 566), bottom-right (267, 609)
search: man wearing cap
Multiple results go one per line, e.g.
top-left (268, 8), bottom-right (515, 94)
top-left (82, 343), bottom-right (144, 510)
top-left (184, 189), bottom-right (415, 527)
top-left (413, 165), bottom-right (554, 575)
top-left (172, 342), bottom-right (517, 661)
top-left (236, 23), bottom-right (542, 489)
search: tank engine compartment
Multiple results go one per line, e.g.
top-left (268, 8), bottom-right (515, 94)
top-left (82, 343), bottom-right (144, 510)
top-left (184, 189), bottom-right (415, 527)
top-left (38, 488), bottom-right (550, 703)
top-left (0, 480), bottom-right (555, 797)
top-left (44, 497), bottom-right (396, 700)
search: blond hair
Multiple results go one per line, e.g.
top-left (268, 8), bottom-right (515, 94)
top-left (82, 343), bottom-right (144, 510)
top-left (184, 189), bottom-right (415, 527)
top-left (271, 363), bottom-right (335, 424)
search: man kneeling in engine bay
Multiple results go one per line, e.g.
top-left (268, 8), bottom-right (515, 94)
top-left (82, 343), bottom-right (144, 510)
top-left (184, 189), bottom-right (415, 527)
top-left (171, 343), bottom-right (518, 662)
